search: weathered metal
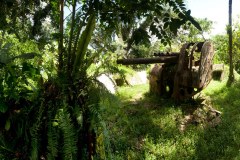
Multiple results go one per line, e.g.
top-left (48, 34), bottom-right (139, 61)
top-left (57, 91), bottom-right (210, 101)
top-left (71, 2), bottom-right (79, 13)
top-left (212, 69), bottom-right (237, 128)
top-left (117, 41), bottom-right (215, 101)
top-left (116, 56), bottom-right (179, 65)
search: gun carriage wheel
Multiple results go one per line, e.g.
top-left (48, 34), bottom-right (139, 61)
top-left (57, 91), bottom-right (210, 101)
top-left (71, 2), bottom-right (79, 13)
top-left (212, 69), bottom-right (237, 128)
top-left (117, 41), bottom-right (215, 101)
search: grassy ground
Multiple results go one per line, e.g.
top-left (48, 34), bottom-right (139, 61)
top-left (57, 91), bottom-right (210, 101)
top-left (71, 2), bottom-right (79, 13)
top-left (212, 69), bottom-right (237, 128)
top-left (101, 73), bottom-right (240, 160)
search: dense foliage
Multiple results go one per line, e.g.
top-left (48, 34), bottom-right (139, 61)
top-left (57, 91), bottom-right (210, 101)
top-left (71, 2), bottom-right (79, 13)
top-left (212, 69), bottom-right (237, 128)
top-left (213, 18), bottom-right (240, 74)
top-left (0, 0), bottom-right (204, 159)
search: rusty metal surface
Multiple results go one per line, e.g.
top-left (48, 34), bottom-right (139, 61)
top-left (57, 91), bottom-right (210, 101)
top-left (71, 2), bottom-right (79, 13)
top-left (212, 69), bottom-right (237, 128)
top-left (172, 43), bottom-right (193, 100)
top-left (172, 41), bottom-right (215, 100)
top-left (117, 56), bottom-right (179, 65)
top-left (117, 41), bottom-right (215, 101)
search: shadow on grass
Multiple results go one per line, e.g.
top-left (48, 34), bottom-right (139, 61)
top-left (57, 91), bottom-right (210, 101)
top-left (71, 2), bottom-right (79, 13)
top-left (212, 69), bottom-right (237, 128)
top-left (104, 85), bottom-right (187, 159)
top-left (193, 80), bottom-right (240, 160)
top-left (103, 81), bottom-right (240, 159)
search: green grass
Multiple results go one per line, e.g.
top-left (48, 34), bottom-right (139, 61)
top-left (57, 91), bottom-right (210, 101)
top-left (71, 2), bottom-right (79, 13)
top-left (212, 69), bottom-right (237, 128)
top-left (101, 72), bottom-right (240, 160)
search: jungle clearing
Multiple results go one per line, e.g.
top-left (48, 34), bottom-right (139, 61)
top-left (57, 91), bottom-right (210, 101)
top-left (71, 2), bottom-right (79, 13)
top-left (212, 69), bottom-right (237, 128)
top-left (101, 69), bottom-right (240, 160)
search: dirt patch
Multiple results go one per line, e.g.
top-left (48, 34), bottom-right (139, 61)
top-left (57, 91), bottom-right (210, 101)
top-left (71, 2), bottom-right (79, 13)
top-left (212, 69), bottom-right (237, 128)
top-left (177, 98), bottom-right (222, 132)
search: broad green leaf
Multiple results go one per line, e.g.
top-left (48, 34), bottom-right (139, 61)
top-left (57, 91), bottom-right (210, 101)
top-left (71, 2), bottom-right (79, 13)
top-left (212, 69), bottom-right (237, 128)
top-left (188, 17), bottom-right (203, 31)
top-left (163, 17), bottom-right (169, 23)
top-left (72, 14), bottom-right (96, 77)
top-left (13, 52), bottom-right (38, 60)
top-left (52, 121), bottom-right (59, 127)
top-left (0, 101), bottom-right (8, 113)
top-left (183, 10), bottom-right (202, 31)
top-left (5, 119), bottom-right (11, 131)
top-left (163, 22), bottom-right (169, 29)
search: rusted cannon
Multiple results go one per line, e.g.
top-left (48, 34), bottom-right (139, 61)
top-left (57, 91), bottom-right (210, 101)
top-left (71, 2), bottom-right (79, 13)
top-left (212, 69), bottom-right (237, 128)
top-left (117, 54), bottom-right (179, 65)
top-left (117, 41), bottom-right (215, 100)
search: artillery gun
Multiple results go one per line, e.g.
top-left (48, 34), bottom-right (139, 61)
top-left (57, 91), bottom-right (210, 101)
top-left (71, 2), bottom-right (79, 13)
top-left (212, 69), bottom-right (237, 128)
top-left (117, 41), bottom-right (215, 100)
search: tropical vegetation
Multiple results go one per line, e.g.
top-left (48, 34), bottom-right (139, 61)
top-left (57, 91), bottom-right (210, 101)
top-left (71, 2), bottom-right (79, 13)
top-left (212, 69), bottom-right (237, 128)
top-left (0, 0), bottom-right (239, 159)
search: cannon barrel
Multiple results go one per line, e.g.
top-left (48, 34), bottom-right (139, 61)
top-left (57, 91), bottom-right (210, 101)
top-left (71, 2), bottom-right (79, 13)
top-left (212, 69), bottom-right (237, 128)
top-left (117, 55), bottom-right (179, 65)
top-left (116, 41), bottom-right (216, 101)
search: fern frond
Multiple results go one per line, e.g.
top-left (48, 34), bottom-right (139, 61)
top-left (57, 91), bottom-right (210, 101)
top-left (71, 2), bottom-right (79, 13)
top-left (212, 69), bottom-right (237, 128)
top-left (30, 102), bottom-right (45, 160)
top-left (86, 80), bottom-right (118, 159)
top-left (58, 106), bottom-right (77, 160)
top-left (99, 121), bottom-right (113, 159)
top-left (47, 119), bottom-right (59, 160)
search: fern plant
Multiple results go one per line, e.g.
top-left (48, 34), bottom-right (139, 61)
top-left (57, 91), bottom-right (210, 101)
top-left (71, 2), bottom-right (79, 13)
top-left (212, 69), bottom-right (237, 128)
top-left (57, 105), bottom-right (78, 160)
top-left (86, 79), bottom-right (120, 160)
top-left (46, 110), bottom-right (60, 160)
top-left (30, 101), bottom-right (45, 160)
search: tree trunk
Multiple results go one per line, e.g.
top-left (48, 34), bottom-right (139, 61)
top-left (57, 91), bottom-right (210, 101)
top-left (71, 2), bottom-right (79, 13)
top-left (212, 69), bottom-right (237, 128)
top-left (67, 0), bottom-right (77, 78)
top-left (228, 0), bottom-right (234, 85)
top-left (58, 0), bottom-right (64, 75)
